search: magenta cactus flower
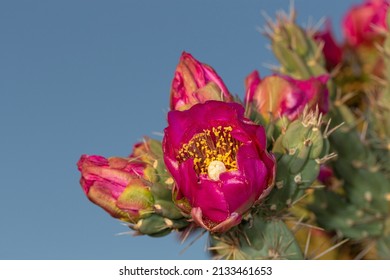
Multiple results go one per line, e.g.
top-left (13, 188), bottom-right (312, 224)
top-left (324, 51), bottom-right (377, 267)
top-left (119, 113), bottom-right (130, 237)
top-left (77, 154), bottom-right (153, 223)
top-left (343, 0), bottom-right (389, 46)
top-left (245, 71), bottom-right (329, 121)
top-left (170, 52), bottom-right (233, 111)
top-left (163, 101), bottom-right (276, 232)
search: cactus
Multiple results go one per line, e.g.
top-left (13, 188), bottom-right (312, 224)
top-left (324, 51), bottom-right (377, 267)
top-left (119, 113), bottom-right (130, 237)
top-left (77, 1), bottom-right (390, 260)
top-left (209, 212), bottom-right (303, 260)
top-left (263, 5), bottom-right (390, 259)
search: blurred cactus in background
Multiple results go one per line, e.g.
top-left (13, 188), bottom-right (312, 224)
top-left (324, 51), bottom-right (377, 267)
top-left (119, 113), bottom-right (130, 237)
top-left (77, 0), bottom-right (390, 259)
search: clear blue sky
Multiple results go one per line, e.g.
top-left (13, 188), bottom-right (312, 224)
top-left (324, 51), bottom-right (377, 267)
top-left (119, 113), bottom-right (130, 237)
top-left (0, 0), bottom-right (359, 259)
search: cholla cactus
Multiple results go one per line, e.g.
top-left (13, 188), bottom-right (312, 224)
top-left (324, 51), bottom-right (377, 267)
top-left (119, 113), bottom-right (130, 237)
top-left (262, 0), bottom-right (390, 259)
top-left (77, 0), bottom-right (390, 260)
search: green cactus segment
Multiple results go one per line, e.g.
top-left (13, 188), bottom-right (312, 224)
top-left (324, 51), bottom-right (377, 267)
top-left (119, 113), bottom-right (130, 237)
top-left (128, 138), bottom-right (189, 237)
top-left (311, 191), bottom-right (384, 240)
top-left (377, 215), bottom-right (390, 259)
top-left (372, 10), bottom-right (390, 174)
top-left (269, 16), bottom-right (326, 79)
top-left (311, 104), bottom-right (390, 242)
top-left (266, 113), bottom-right (327, 213)
top-left (210, 214), bottom-right (303, 259)
top-left (264, 11), bottom-right (390, 259)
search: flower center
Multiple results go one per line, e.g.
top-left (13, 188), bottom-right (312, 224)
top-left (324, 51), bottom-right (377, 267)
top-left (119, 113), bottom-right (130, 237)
top-left (177, 126), bottom-right (241, 178)
top-left (207, 160), bottom-right (226, 181)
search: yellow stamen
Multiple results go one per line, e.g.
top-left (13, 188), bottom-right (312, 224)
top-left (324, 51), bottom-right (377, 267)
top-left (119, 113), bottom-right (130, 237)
top-left (176, 126), bottom-right (241, 178)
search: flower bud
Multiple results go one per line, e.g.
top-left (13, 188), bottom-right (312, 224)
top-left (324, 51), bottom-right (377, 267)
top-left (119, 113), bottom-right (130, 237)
top-left (343, 0), bottom-right (389, 46)
top-left (77, 155), bottom-right (152, 222)
top-left (170, 52), bottom-right (233, 110)
top-left (245, 71), bottom-right (329, 121)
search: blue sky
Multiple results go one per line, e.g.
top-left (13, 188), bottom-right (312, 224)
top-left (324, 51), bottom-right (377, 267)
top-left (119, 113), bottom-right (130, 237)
top-left (0, 0), bottom-right (360, 259)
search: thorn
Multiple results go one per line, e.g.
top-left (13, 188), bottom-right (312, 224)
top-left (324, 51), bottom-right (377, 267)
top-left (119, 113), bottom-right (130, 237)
top-left (330, 63), bottom-right (342, 78)
top-left (151, 131), bottom-right (164, 137)
top-left (180, 229), bottom-right (206, 255)
top-left (360, 121), bottom-right (368, 142)
top-left (370, 74), bottom-right (387, 86)
top-left (291, 191), bottom-right (310, 206)
top-left (261, 10), bottom-right (277, 31)
top-left (354, 241), bottom-right (376, 260)
top-left (336, 91), bottom-right (358, 105)
top-left (262, 63), bottom-right (282, 73)
top-left (289, 0), bottom-right (296, 21)
top-left (289, 215), bottom-right (306, 232)
top-left (324, 122), bottom-right (344, 138)
top-left (312, 238), bottom-right (350, 260)
top-left (310, 16), bottom-right (326, 35)
top-left (304, 229), bottom-right (312, 259)
top-left (315, 152), bottom-right (337, 164)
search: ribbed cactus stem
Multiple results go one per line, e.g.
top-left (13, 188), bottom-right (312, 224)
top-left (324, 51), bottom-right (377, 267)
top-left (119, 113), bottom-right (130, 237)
top-left (209, 212), bottom-right (303, 259)
top-left (265, 9), bottom-right (390, 259)
top-left (265, 107), bottom-right (328, 214)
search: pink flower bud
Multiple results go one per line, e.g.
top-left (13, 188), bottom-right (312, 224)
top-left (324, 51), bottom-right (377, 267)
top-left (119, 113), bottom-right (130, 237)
top-left (170, 52), bottom-right (233, 111)
top-left (244, 71), bottom-right (329, 121)
top-left (77, 154), bottom-right (153, 223)
top-left (343, 0), bottom-right (389, 46)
